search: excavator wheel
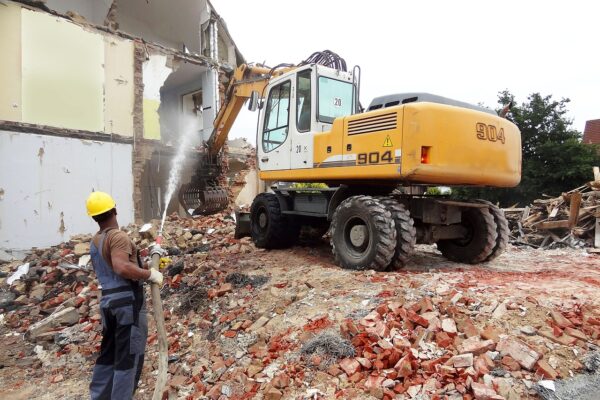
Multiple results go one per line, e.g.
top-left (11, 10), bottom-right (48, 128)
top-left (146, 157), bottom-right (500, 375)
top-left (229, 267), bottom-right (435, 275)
top-left (377, 197), bottom-right (416, 270)
top-left (330, 195), bottom-right (396, 271)
top-left (250, 193), bottom-right (300, 249)
top-left (477, 200), bottom-right (509, 262)
top-left (436, 207), bottom-right (498, 264)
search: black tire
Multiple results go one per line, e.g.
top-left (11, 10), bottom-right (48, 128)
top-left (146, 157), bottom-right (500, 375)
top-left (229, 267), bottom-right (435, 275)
top-left (330, 195), bottom-right (396, 271)
top-left (437, 206), bottom-right (497, 264)
top-left (477, 200), bottom-right (509, 262)
top-left (378, 197), bottom-right (416, 269)
top-left (250, 193), bottom-right (299, 249)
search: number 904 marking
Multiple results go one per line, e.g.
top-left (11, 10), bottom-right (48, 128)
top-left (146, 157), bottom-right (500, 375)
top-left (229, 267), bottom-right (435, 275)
top-left (357, 151), bottom-right (392, 165)
top-left (476, 123), bottom-right (505, 144)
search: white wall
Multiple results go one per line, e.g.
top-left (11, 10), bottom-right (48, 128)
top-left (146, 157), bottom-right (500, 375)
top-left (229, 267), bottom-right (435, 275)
top-left (0, 131), bottom-right (134, 250)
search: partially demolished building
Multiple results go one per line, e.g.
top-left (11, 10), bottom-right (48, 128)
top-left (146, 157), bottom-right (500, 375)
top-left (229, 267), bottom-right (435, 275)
top-left (0, 0), bottom-right (246, 250)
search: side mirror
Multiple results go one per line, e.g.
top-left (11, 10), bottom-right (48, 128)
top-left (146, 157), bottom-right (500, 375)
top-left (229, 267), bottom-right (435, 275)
top-left (248, 91), bottom-right (259, 112)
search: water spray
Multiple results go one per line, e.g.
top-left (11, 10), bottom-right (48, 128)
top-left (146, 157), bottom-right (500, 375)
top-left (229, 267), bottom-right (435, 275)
top-left (158, 117), bottom-right (198, 238)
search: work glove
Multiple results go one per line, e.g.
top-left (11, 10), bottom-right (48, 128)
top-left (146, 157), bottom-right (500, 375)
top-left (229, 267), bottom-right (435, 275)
top-left (147, 269), bottom-right (164, 286)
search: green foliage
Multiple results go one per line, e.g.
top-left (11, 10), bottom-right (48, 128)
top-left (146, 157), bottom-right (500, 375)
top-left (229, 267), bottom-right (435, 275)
top-left (290, 182), bottom-right (328, 189)
top-left (455, 91), bottom-right (600, 206)
top-left (425, 187), bottom-right (443, 195)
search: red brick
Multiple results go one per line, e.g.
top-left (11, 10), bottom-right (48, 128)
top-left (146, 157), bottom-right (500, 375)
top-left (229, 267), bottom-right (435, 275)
top-left (501, 356), bottom-right (521, 371)
top-left (550, 310), bottom-right (574, 328)
top-left (407, 310), bottom-right (429, 327)
top-left (564, 327), bottom-right (588, 341)
top-left (376, 304), bottom-right (388, 316)
top-left (421, 357), bottom-right (445, 373)
top-left (497, 338), bottom-right (540, 370)
top-left (480, 353), bottom-right (495, 368)
top-left (364, 375), bottom-right (385, 390)
top-left (418, 297), bottom-right (434, 313)
top-left (393, 383), bottom-right (407, 394)
top-left (366, 321), bottom-right (389, 337)
top-left (394, 355), bottom-right (413, 378)
top-left (449, 353), bottom-right (473, 368)
top-left (481, 325), bottom-right (501, 342)
top-left (536, 359), bottom-right (559, 380)
top-left (356, 357), bottom-right (372, 369)
top-left (271, 373), bottom-right (290, 389)
top-left (471, 382), bottom-right (499, 400)
top-left (459, 337), bottom-right (495, 355)
top-left (264, 387), bottom-right (283, 400)
top-left (458, 317), bottom-right (479, 338)
top-left (327, 364), bottom-right (342, 376)
top-left (339, 358), bottom-right (361, 376)
top-left (474, 356), bottom-right (490, 375)
top-left (435, 331), bottom-right (453, 348)
top-left (216, 283), bottom-right (232, 296)
top-left (349, 372), bottom-right (363, 383)
top-left (442, 318), bottom-right (457, 334)
top-left (539, 328), bottom-right (578, 346)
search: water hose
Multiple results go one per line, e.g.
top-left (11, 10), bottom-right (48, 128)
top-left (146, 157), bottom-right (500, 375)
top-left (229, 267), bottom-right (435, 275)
top-left (150, 240), bottom-right (168, 400)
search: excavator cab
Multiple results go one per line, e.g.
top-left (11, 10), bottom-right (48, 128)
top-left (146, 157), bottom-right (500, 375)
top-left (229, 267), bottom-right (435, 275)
top-left (256, 65), bottom-right (359, 173)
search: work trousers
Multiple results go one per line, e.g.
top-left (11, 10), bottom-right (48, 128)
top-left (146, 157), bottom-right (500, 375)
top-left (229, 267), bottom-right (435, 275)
top-left (90, 296), bottom-right (148, 400)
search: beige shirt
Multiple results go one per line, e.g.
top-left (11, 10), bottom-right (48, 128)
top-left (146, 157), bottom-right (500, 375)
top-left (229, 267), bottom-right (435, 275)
top-left (91, 228), bottom-right (138, 268)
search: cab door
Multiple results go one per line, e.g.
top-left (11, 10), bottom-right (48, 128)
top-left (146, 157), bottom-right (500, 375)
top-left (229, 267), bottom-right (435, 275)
top-left (290, 69), bottom-right (314, 169)
top-left (257, 79), bottom-right (292, 171)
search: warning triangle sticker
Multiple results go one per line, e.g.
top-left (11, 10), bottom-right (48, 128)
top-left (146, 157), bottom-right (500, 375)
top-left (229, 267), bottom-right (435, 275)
top-left (383, 135), bottom-right (393, 147)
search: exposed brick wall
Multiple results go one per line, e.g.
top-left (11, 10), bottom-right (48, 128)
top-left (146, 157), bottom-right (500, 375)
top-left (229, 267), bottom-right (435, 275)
top-left (132, 40), bottom-right (154, 223)
top-left (583, 119), bottom-right (600, 144)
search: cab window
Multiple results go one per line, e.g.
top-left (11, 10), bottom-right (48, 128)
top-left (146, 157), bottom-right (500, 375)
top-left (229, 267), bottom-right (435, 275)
top-left (318, 77), bottom-right (353, 123)
top-left (296, 70), bottom-right (312, 132)
top-left (262, 81), bottom-right (291, 152)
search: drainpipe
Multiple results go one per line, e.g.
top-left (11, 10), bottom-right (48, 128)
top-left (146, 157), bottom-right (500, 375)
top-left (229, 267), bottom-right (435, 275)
top-left (210, 18), bottom-right (220, 115)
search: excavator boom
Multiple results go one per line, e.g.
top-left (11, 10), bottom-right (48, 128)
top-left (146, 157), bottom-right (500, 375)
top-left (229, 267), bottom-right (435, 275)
top-left (179, 64), bottom-right (292, 215)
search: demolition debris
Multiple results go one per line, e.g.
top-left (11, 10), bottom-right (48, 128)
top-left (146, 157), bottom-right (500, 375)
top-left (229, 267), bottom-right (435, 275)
top-left (1, 209), bottom-right (600, 399)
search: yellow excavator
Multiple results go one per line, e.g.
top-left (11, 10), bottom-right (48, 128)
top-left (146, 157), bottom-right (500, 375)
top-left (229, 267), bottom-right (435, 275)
top-left (180, 51), bottom-right (521, 271)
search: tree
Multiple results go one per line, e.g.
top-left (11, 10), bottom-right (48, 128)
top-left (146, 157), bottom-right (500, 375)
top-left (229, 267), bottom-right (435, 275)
top-left (454, 91), bottom-right (600, 206)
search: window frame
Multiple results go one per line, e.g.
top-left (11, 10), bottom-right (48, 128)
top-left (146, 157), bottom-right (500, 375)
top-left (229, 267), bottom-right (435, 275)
top-left (295, 69), bottom-right (312, 133)
top-left (262, 79), bottom-right (291, 153)
top-left (316, 76), bottom-right (355, 124)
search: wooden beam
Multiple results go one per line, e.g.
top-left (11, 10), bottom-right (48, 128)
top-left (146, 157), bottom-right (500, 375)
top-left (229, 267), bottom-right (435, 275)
top-left (568, 192), bottom-right (582, 229)
top-left (595, 217), bottom-right (600, 248)
top-left (536, 220), bottom-right (570, 230)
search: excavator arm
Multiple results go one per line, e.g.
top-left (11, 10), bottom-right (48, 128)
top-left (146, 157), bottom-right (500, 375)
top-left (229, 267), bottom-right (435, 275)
top-left (180, 63), bottom-right (291, 215)
top-left (208, 64), bottom-right (277, 155)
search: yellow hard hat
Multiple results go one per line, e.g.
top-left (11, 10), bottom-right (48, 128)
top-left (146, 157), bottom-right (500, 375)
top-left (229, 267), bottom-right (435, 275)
top-left (86, 191), bottom-right (116, 216)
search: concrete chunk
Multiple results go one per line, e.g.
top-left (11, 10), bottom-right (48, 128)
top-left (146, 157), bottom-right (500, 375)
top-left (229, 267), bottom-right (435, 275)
top-left (497, 338), bottom-right (540, 370)
top-left (27, 307), bottom-right (79, 340)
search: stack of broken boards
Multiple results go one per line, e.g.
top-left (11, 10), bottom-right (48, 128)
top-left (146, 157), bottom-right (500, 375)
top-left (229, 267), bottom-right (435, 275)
top-left (504, 168), bottom-right (600, 251)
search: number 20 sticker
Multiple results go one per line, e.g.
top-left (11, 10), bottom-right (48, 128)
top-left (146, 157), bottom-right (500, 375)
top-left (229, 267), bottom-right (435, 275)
top-left (333, 97), bottom-right (342, 107)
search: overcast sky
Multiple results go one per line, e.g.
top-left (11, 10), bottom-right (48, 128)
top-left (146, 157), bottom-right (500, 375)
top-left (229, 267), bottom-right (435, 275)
top-left (212, 0), bottom-right (599, 144)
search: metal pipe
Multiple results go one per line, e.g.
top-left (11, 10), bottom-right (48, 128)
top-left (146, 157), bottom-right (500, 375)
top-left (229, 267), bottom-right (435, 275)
top-left (150, 249), bottom-right (168, 400)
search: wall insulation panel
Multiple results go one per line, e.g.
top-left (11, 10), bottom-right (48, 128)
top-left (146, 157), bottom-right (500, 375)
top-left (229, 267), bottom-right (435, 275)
top-left (21, 9), bottom-right (104, 132)
top-left (142, 54), bottom-right (172, 140)
top-left (0, 2), bottom-right (22, 122)
top-left (104, 36), bottom-right (135, 137)
top-left (0, 131), bottom-right (134, 250)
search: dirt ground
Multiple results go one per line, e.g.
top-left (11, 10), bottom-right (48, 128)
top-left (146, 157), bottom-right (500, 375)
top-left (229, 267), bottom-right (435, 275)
top-left (1, 228), bottom-right (599, 400)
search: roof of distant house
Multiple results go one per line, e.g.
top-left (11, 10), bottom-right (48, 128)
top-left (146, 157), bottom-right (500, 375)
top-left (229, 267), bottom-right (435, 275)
top-left (583, 119), bottom-right (600, 144)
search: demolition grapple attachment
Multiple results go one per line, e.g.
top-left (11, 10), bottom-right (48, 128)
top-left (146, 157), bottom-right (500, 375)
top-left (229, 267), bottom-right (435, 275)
top-left (179, 183), bottom-right (228, 216)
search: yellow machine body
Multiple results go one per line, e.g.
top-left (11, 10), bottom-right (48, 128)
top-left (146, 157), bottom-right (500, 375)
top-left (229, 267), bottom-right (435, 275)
top-left (260, 102), bottom-right (521, 187)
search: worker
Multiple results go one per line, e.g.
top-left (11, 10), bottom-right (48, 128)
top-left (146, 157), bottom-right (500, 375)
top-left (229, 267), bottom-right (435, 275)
top-left (86, 191), bottom-right (164, 399)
